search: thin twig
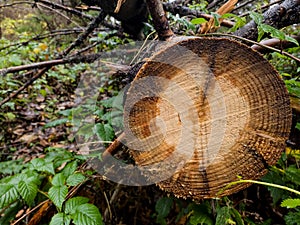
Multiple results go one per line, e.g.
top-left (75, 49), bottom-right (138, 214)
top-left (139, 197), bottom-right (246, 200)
top-left (37, 2), bottom-right (84, 30)
top-left (102, 133), bottom-right (125, 160)
top-left (61, 10), bottom-right (106, 57)
top-left (11, 200), bottom-right (51, 225)
top-left (36, 0), bottom-right (94, 20)
top-left (0, 53), bottom-right (102, 76)
top-left (0, 29), bottom-right (84, 52)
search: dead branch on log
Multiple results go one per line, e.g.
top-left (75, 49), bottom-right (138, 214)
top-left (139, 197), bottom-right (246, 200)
top-left (146, 0), bottom-right (174, 40)
top-left (200, 0), bottom-right (238, 34)
top-left (202, 33), bottom-right (300, 63)
top-left (251, 35), bottom-right (300, 53)
top-left (234, 0), bottom-right (300, 40)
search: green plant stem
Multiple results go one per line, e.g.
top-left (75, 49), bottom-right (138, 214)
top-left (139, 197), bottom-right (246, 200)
top-left (220, 179), bottom-right (300, 196)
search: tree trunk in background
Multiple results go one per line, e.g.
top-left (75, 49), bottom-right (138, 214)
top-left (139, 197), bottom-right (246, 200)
top-left (234, 0), bottom-right (300, 40)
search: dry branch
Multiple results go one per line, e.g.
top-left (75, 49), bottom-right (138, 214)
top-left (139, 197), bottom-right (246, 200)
top-left (35, 0), bottom-right (94, 20)
top-left (146, 0), bottom-right (174, 40)
top-left (0, 53), bottom-right (102, 76)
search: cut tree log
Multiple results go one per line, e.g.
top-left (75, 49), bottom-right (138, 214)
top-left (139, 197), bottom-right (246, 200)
top-left (123, 37), bottom-right (292, 200)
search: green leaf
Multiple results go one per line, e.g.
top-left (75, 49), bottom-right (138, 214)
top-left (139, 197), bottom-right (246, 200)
top-left (45, 118), bottom-right (69, 128)
top-left (9, 54), bottom-right (22, 66)
top-left (155, 197), bottom-right (173, 218)
top-left (281, 199), bottom-right (300, 209)
top-left (52, 173), bottom-right (66, 186)
top-left (66, 173), bottom-right (86, 187)
top-left (260, 24), bottom-right (285, 40)
top-left (211, 12), bottom-right (221, 27)
top-left (101, 97), bottom-right (116, 108)
top-left (216, 206), bottom-right (231, 225)
top-left (188, 203), bottom-right (213, 225)
top-left (94, 123), bottom-right (115, 142)
top-left (18, 180), bottom-right (38, 206)
top-left (31, 158), bottom-right (55, 175)
top-left (285, 36), bottom-right (299, 46)
top-left (230, 208), bottom-right (244, 225)
top-left (285, 166), bottom-right (300, 185)
top-left (72, 203), bottom-right (103, 225)
top-left (0, 201), bottom-right (23, 225)
top-left (190, 18), bottom-right (207, 25)
top-left (0, 184), bottom-right (19, 208)
top-left (0, 159), bottom-right (25, 175)
top-left (48, 185), bottom-right (68, 211)
top-left (284, 210), bottom-right (300, 225)
top-left (62, 161), bottom-right (78, 178)
top-left (249, 12), bottom-right (263, 24)
top-left (65, 197), bottom-right (89, 214)
top-left (49, 213), bottom-right (71, 225)
top-left (296, 123), bottom-right (300, 131)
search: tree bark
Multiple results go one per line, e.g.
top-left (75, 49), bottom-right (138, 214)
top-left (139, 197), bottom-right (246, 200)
top-left (146, 0), bottom-right (174, 40)
top-left (234, 0), bottom-right (300, 41)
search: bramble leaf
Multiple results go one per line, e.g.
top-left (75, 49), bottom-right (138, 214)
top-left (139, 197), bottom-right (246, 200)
top-left (65, 197), bottom-right (89, 215)
top-left (72, 203), bottom-right (103, 225)
top-left (48, 185), bottom-right (68, 211)
top-left (49, 213), bottom-right (71, 225)
top-left (281, 199), bottom-right (300, 209)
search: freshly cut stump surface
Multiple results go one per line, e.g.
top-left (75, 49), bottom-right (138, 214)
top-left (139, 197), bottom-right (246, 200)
top-left (123, 37), bottom-right (292, 200)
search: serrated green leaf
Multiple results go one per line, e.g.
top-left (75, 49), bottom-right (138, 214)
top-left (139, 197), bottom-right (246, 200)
top-left (230, 208), bottom-right (244, 225)
top-left (249, 12), bottom-right (263, 24)
top-left (44, 118), bottom-right (69, 128)
top-left (285, 166), bottom-right (300, 185)
top-left (284, 210), bottom-right (300, 225)
top-left (0, 159), bottom-right (25, 175)
top-left (285, 36), bottom-right (299, 46)
top-left (190, 18), bottom-right (207, 25)
top-left (52, 173), bottom-right (66, 186)
top-left (155, 197), bottom-right (173, 218)
top-left (65, 197), bottom-right (89, 215)
top-left (62, 161), bottom-right (78, 178)
top-left (216, 206), bottom-right (231, 225)
top-left (66, 173), bottom-right (86, 187)
top-left (48, 185), bottom-right (68, 211)
top-left (18, 180), bottom-right (38, 206)
top-left (260, 24), bottom-right (285, 40)
top-left (94, 123), bottom-right (115, 142)
top-left (100, 97), bottom-right (115, 108)
top-left (257, 26), bottom-right (265, 41)
top-left (188, 203), bottom-right (213, 225)
top-left (49, 213), bottom-right (71, 225)
top-left (72, 203), bottom-right (103, 225)
top-left (211, 12), bottom-right (221, 27)
top-left (0, 201), bottom-right (22, 225)
top-left (296, 123), bottom-right (300, 131)
top-left (281, 199), bottom-right (300, 208)
top-left (31, 158), bottom-right (55, 175)
top-left (0, 184), bottom-right (19, 208)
